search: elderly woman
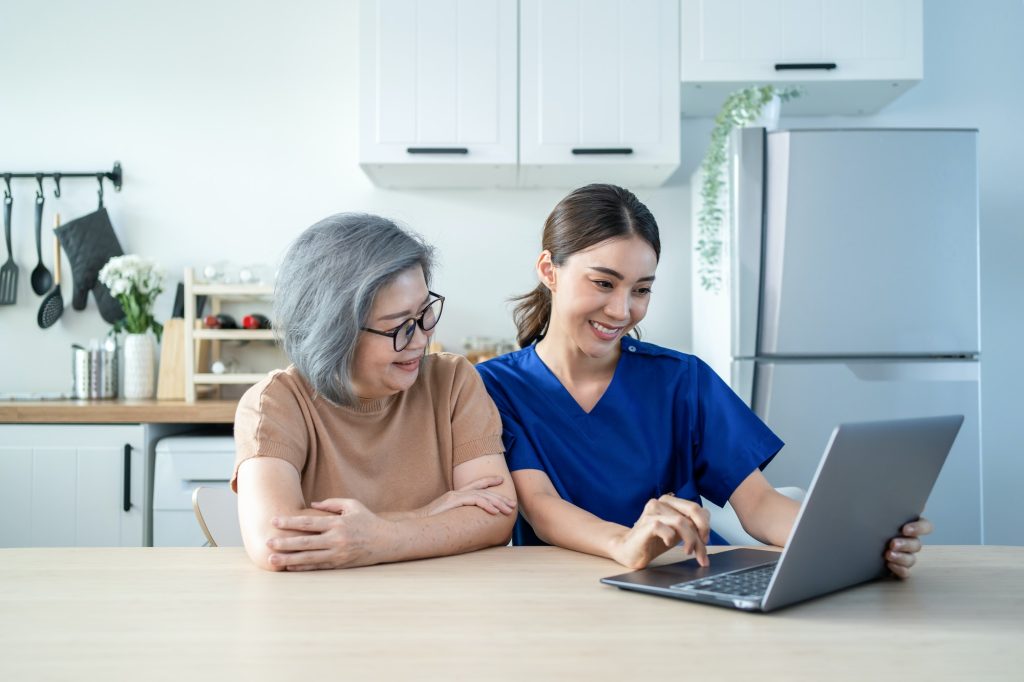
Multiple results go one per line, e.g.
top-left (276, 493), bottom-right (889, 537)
top-left (232, 213), bottom-right (517, 571)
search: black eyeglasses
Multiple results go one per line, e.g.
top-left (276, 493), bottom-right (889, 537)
top-left (361, 292), bottom-right (445, 352)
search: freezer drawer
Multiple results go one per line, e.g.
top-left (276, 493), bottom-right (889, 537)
top-left (743, 358), bottom-right (980, 544)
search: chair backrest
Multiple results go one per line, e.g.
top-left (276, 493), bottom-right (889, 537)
top-left (192, 486), bottom-right (244, 547)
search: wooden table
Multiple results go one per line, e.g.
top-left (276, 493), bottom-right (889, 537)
top-left (1, 546), bottom-right (1021, 681)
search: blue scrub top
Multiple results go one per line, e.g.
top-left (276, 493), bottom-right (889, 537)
top-left (477, 338), bottom-right (784, 546)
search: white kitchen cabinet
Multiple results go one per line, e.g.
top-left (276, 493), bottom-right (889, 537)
top-left (359, 0), bottom-right (518, 188)
top-left (360, 0), bottom-right (682, 188)
top-left (0, 425), bottom-right (145, 547)
top-left (680, 0), bottom-right (922, 116)
top-left (518, 0), bottom-right (680, 188)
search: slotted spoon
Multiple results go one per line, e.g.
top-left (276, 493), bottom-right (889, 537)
top-left (0, 193), bottom-right (17, 305)
top-left (38, 216), bottom-right (65, 328)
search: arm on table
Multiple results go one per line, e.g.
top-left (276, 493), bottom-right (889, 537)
top-left (261, 454), bottom-right (517, 571)
top-left (235, 456), bottom-right (335, 571)
top-left (512, 468), bottom-right (710, 569)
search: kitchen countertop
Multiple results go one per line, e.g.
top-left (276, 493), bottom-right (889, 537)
top-left (0, 399), bottom-right (238, 424)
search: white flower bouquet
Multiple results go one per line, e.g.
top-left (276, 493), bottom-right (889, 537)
top-left (98, 255), bottom-right (165, 340)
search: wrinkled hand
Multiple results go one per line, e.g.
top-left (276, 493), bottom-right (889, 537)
top-left (611, 495), bottom-right (711, 570)
top-left (886, 517), bottom-right (932, 579)
top-left (267, 498), bottom-right (390, 571)
top-left (423, 475), bottom-right (516, 517)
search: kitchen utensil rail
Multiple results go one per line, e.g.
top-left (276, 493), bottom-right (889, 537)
top-left (1, 162), bottom-right (123, 196)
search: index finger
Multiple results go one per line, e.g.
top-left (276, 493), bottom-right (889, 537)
top-left (658, 495), bottom-right (711, 543)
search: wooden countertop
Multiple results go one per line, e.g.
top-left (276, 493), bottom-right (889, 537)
top-left (0, 399), bottom-right (238, 424)
top-left (0, 545), bottom-right (1021, 680)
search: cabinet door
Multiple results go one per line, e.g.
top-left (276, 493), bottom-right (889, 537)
top-left (0, 425), bottom-right (145, 547)
top-left (519, 0), bottom-right (680, 187)
top-left (680, 0), bottom-right (922, 115)
top-left (682, 0), bottom-right (921, 81)
top-left (360, 0), bottom-right (517, 169)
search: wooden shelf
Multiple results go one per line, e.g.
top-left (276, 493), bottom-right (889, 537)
top-left (192, 329), bottom-right (275, 341)
top-left (183, 267), bottom-right (283, 402)
top-left (193, 373), bottom-right (269, 385)
top-left (190, 283), bottom-right (274, 298)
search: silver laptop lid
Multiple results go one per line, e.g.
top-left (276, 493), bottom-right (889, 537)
top-left (761, 415), bottom-right (963, 612)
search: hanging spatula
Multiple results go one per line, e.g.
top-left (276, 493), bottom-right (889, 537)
top-left (38, 215), bottom-right (65, 328)
top-left (0, 192), bottom-right (17, 305)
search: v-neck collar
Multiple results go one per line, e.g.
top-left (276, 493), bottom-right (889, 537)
top-left (527, 340), bottom-right (628, 417)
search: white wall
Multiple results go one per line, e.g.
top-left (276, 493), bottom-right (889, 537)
top-left (0, 0), bottom-right (689, 395)
top-left (2, 1), bottom-right (1021, 543)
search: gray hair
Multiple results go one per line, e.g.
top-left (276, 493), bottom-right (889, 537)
top-left (273, 213), bottom-right (436, 406)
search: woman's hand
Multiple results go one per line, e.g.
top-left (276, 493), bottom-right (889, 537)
top-left (885, 517), bottom-right (933, 579)
top-left (422, 475), bottom-right (517, 517)
top-left (609, 495), bottom-right (711, 570)
top-left (266, 498), bottom-right (392, 571)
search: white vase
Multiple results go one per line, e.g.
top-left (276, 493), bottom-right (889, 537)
top-left (749, 94), bottom-right (782, 131)
top-left (123, 333), bottom-right (156, 400)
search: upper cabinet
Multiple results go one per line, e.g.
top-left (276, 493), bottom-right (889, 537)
top-left (360, 0), bottom-right (682, 188)
top-left (359, 0), bottom-right (519, 187)
top-left (680, 0), bottom-right (923, 116)
top-left (518, 0), bottom-right (680, 188)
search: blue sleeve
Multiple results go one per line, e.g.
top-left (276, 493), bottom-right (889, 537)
top-left (687, 358), bottom-right (784, 507)
top-left (476, 364), bottom-right (546, 474)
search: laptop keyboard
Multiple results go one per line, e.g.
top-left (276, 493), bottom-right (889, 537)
top-left (670, 562), bottom-right (777, 598)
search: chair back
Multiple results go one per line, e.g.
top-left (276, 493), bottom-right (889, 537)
top-left (192, 486), bottom-right (244, 547)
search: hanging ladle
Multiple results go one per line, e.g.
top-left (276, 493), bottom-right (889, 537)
top-left (30, 176), bottom-right (53, 295)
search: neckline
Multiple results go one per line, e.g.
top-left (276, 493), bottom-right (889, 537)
top-left (527, 340), bottom-right (628, 416)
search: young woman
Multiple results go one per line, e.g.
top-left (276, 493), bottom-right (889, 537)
top-left (477, 184), bottom-right (930, 575)
top-left (233, 213), bottom-right (516, 571)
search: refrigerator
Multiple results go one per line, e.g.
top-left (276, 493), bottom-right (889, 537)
top-left (692, 127), bottom-right (981, 544)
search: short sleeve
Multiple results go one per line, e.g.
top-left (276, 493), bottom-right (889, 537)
top-left (476, 364), bottom-right (546, 474)
top-left (448, 357), bottom-right (506, 467)
top-left (688, 359), bottom-right (784, 507)
top-left (230, 374), bottom-right (310, 492)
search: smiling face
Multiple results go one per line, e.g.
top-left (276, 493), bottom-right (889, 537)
top-left (540, 235), bottom-right (658, 360)
top-left (350, 265), bottom-right (435, 400)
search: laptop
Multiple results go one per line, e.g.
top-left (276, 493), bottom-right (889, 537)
top-left (601, 415), bottom-right (964, 612)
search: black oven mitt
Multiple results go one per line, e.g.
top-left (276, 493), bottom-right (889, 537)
top-left (54, 208), bottom-right (126, 324)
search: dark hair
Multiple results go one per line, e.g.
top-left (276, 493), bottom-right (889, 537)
top-left (512, 184), bottom-right (661, 348)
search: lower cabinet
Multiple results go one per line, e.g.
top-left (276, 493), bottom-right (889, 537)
top-left (0, 424), bottom-right (146, 547)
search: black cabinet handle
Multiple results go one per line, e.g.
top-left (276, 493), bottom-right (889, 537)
top-left (774, 62), bottom-right (837, 71)
top-left (571, 148), bottom-right (634, 155)
top-left (406, 147), bottom-right (469, 154)
top-left (123, 444), bottom-right (132, 512)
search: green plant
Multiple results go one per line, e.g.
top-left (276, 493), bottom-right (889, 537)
top-left (98, 255), bottom-right (165, 340)
top-left (696, 85), bottom-right (801, 292)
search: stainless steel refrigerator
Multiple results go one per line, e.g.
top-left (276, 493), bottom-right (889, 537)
top-left (691, 127), bottom-right (981, 544)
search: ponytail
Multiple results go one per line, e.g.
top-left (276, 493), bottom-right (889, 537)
top-left (512, 284), bottom-right (551, 348)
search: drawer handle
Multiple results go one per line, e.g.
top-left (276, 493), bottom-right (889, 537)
top-left (571, 148), bottom-right (634, 155)
top-left (774, 62), bottom-right (837, 71)
top-left (123, 444), bottom-right (132, 512)
top-left (406, 147), bottom-right (469, 154)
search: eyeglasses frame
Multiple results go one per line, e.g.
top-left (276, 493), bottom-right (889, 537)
top-left (361, 291), bottom-right (445, 352)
